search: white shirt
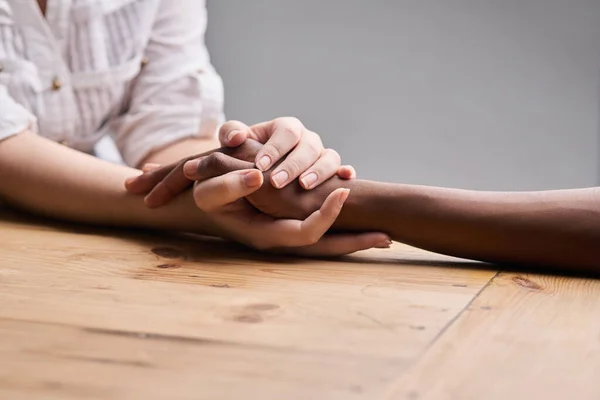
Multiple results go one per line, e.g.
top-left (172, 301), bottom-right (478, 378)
top-left (0, 0), bottom-right (224, 167)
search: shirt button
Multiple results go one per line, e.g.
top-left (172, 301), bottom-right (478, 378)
top-left (59, 139), bottom-right (69, 146)
top-left (0, 63), bottom-right (3, 73)
top-left (141, 57), bottom-right (149, 67)
top-left (51, 77), bottom-right (62, 91)
top-left (197, 68), bottom-right (204, 74)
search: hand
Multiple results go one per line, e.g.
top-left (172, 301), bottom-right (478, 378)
top-left (124, 118), bottom-right (356, 208)
top-left (184, 149), bottom-right (340, 221)
top-left (125, 140), bottom-right (260, 208)
top-left (193, 170), bottom-right (389, 256)
top-left (128, 140), bottom-right (390, 255)
top-left (219, 118), bottom-right (355, 189)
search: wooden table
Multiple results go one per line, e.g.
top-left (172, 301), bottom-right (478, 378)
top-left (1, 210), bottom-right (599, 400)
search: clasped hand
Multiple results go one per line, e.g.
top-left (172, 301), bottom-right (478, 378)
top-left (126, 120), bottom-right (390, 256)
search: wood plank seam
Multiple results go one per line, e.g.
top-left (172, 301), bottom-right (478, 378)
top-left (381, 270), bottom-right (501, 399)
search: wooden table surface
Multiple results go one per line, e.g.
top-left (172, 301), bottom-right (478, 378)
top-left (0, 210), bottom-right (598, 400)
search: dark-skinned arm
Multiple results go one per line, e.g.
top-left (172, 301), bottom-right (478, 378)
top-left (128, 141), bottom-right (600, 272)
top-left (334, 180), bottom-right (599, 271)
top-left (198, 152), bottom-right (600, 272)
top-left (246, 172), bottom-right (600, 271)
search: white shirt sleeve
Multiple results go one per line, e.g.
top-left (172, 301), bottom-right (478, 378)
top-left (110, 0), bottom-right (225, 167)
top-left (0, 84), bottom-right (37, 142)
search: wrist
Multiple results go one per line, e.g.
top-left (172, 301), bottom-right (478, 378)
top-left (130, 189), bottom-right (221, 236)
top-left (333, 179), bottom-right (384, 231)
top-left (333, 180), bottom-right (426, 235)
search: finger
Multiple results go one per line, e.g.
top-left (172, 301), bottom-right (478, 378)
top-left (270, 131), bottom-right (324, 189)
top-left (141, 148), bottom-right (240, 207)
top-left (143, 147), bottom-right (257, 208)
top-left (297, 148), bottom-right (341, 190)
top-left (125, 163), bottom-right (177, 194)
top-left (192, 169), bottom-right (263, 211)
top-left (183, 152), bottom-right (255, 182)
top-left (144, 160), bottom-right (194, 208)
top-left (279, 232), bottom-right (392, 257)
top-left (337, 165), bottom-right (356, 180)
top-left (265, 188), bottom-right (350, 248)
top-left (141, 163), bottom-right (161, 173)
top-left (218, 120), bottom-right (251, 147)
top-left (125, 147), bottom-right (220, 195)
top-left (127, 146), bottom-right (237, 203)
top-left (254, 117), bottom-right (304, 171)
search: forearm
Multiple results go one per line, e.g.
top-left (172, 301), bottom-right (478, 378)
top-left (0, 132), bottom-right (218, 234)
top-left (336, 180), bottom-right (600, 271)
top-left (138, 136), bottom-right (219, 167)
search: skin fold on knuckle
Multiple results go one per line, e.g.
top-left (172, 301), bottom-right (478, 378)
top-left (275, 119), bottom-right (303, 143)
top-left (279, 157), bottom-right (304, 179)
top-left (316, 150), bottom-right (342, 179)
top-left (260, 143), bottom-right (283, 161)
top-left (199, 153), bottom-right (229, 179)
top-left (304, 131), bottom-right (324, 155)
top-left (276, 116), bottom-right (303, 132)
top-left (226, 140), bottom-right (262, 163)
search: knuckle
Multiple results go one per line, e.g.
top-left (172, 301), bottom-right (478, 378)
top-left (305, 135), bottom-right (324, 156)
top-left (305, 232), bottom-right (321, 246)
top-left (276, 116), bottom-right (303, 129)
top-left (203, 152), bottom-right (226, 170)
top-left (324, 148), bottom-right (341, 164)
top-left (282, 157), bottom-right (304, 176)
top-left (296, 229), bottom-right (321, 246)
top-left (198, 155), bottom-right (213, 170)
top-left (262, 143), bottom-right (282, 159)
top-left (212, 151), bottom-right (228, 163)
top-left (282, 126), bottom-right (302, 142)
top-left (219, 120), bottom-right (243, 136)
top-left (275, 118), bottom-right (303, 140)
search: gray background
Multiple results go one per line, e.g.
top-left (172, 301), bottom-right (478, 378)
top-left (205, 0), bottom-right (600, 190)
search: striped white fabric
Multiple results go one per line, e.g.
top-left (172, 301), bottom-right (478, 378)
top-left (0, 0), bottom-right (224, 166)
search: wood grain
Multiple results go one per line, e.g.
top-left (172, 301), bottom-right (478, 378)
top-left (0, 211), bottom-right (495, 399)
top-left (386, 272), bottom-right (600, 400)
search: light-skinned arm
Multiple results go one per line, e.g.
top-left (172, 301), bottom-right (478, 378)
top-left (0, 132), bottom-right (388, 256)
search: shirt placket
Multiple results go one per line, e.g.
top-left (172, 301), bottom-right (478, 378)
top-left (11, 0), bottom-right (77, 145)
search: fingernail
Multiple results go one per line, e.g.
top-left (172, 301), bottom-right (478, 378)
top-left (375, 241), bottom-right (391, 249)
top-left (183, 160), bottom-right (200, 178)
top-left (141, 163), bottom-right (161, 172)
top-left (338, 188), bottom-right (350, 207)
top-left (124, 176), bottom-right (137, 187)
top-left (227, 130), bottom-right (241, 143)
top-left (300, 172), bottom-right (318, 189)
top-left (374, 238), bottom-right (392, 249)
top-left (244, 170), bottom-right (262, 187)
top-left (256, 155), bottom-right (271, 171)
top-left (271, 170), bottom-right (289, 188)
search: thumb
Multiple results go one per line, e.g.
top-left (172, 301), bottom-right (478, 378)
top-left (192, 169), bottom-right (264, 211)
top-left (219, 120), bottom-right (251, 147)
